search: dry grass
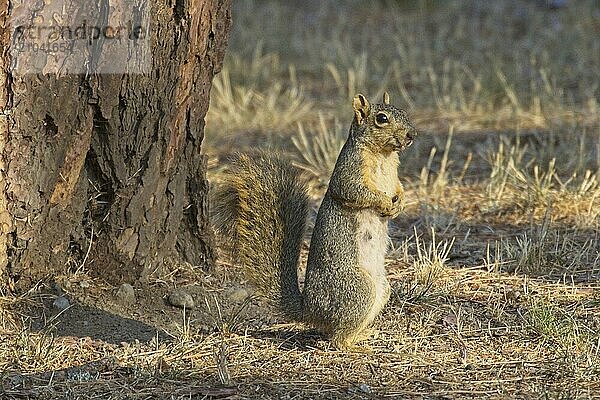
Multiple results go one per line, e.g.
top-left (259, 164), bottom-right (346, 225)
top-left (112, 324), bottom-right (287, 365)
top-left (2, 260), bottom-right (599, 399)
top-left (3, 0), bottom-right (600, 398)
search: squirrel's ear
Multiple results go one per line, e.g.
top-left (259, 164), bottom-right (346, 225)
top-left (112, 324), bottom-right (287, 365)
top-left (383, 92), bottom-right (390, 105)
top-left (352, 94), bottom-right (371, 125)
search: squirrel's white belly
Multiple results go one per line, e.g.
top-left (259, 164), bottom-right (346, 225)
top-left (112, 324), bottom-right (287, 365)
top-left (356, 210), bottom-right (390, 323)
top-left (357, 153), bottom-right (397, 275)
top-left (356, 154), bottom-right (397, 321)
top-left (357, 210), bottom-right (389, 276)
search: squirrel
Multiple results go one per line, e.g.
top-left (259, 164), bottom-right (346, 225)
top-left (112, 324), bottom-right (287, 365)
top-left (212, 92), bottom-right (417, 350)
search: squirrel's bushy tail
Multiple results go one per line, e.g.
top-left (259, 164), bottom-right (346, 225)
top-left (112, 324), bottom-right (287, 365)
top-left (211, 152), bottom-right (308, 321)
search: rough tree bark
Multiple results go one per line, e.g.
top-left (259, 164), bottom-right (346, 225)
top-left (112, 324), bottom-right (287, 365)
top-left (0, 0), bottom-right (231, 291)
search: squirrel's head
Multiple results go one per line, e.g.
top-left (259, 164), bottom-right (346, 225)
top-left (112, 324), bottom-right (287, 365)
top-left (351, 93), bottom-right (417, 152)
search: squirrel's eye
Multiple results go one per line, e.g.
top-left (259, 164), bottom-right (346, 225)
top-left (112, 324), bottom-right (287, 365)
top-left (375, 113), bottom-right (389, 125)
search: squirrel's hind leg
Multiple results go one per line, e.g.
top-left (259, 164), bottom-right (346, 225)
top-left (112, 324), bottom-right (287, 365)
top-left (329, 271), bottom-right (380, 351)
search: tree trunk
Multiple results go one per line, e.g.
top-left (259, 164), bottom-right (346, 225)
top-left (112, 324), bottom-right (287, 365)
top-left (0, 0), bottom-right (231, 291)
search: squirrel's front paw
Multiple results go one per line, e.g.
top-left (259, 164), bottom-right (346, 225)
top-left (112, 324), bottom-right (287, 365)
top-left (378, 195), bottom-right (403, 218)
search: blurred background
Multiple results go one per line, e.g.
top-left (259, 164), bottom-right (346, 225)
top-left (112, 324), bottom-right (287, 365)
top-left (207, 1), bottom-right (598, 149)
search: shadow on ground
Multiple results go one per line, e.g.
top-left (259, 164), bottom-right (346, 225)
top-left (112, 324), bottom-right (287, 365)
top-left (28, 299), bottom-right (165, 343)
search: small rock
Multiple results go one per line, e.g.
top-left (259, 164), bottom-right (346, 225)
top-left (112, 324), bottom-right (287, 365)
top-left (168, 289), bottom-right (194, 309)
top-left (79, 280), bottom-right (90, 289)
top-left (358, 384), bottom-right (372, 394)
top-left (66, 369), bottom-right (96, 382)
top-left (53, 296), bottom-right (70, 311)
top-left (441, 312), bottom-right (458, 328)
top-left (227, 288), bottom-right (249, 303)
top-left (116, 283), bottom-right (136, 304)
